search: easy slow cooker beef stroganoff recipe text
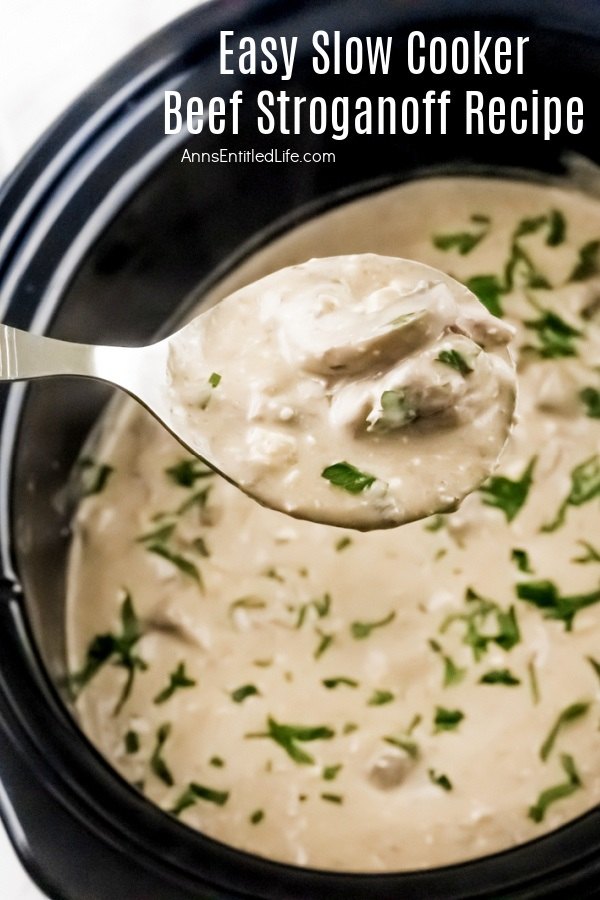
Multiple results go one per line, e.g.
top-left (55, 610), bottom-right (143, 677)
top-left (67, 176), bottom-right (600, 871)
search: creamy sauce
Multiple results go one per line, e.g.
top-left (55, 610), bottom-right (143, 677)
top-left (167, 255), bottom-right (515, 529)
top-left (67, 177), bottom-right (600, 872)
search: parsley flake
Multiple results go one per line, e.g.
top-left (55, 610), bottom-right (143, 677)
top-left (479, 457), bottom-right (536, 522)
top-left (528, 754), bottom-right (582, 823)
top-left (540, 702), bottom-right (590, 761)
top-left (428, 769), bottom-right (453, 791)
top-left (516, 579), bottom-right (600, 631)
top-left (151, 723), bottom-right (174, 787)
top-left (350, 611), bottom-right (396, 640)
top-left (433, 706), bottom-right (464, 733)
top-left (246, 717), bottom-right (334, 765)
top-left (436, 349), bottom-right (474, 376)
top-left (154, 662), bottom-right (196, 704)
top-left (231, 684), bottom-right (260, 704)
top-left (542, 455), bottom-right (600, 532)
top-left (479, 669), bottom-right (521, 686)
top-left (321, 461), bottom-right (377, 494)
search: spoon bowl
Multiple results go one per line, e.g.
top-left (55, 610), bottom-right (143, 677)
top-left (0, 254), bottom-right (516, 530)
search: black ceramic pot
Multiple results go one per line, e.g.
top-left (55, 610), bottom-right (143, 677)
top-left (2, 1), bottom-right (600, 897)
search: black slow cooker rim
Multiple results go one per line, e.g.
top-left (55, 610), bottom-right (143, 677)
top-left (2, 1), bottom-right (600, 898)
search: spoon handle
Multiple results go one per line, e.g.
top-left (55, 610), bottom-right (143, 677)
top-left (0, 324), bottom-right (100, 381)
top-left (0, 324), bottom-right (168, 408)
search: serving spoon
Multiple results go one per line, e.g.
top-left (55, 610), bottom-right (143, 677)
top-left (0, 255), bottom-right (516, 530)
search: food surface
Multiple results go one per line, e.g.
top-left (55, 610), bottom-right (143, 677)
top-left (68, 176), bottom-right (600, 871)
top-left (166, 254), bottom-right (515, 529)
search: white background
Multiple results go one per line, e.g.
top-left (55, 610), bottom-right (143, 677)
top-left (0, 2), bottom-right (201, 896)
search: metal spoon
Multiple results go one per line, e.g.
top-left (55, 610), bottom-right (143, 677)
top-left (0, 255), bottom-right (516, 530)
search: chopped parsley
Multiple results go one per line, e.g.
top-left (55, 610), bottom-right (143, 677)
top-left (479, 457), bottom-right (536, 523)
top-left (322, 677), bottom-right (359, 690)
top-left (367, 689), bottom-right (395, 706)
top-left (146, 544), bottom-right (202, 587)
top-left (441, 588), bottom-right (520, 661)
top-left (231, 684), bottom-right (260, 704)
top-left (479, 669), bottom-right (521, 686)
top-left (587, 656), bottom-right (600, 684)
top-left (504, 242), bottom-right (551, 291)
top-left (154, 662), bottom-right (196, 704)
top-left (150, 723), bottom-right (174, 787)
top-left (433, 220), bottom-right (489, 255)
top-left (513, 210), bottom-right (566, 246)
top-left (229, 596), bottom-right (266, 615)
top-left (570, 239), bottom-right (600, 281)
top-left (580, 387), bottom-right (600, 419)
top-left (296, 593), bottom-right (332, 628)
top-left (572, 541), bottom-right (600, 564)
top-left (171, 782), bottom-right (229, 815)
top-left (424, 514), bottom-right (446, 533)
top-left (246, 717), bottom-right (334, 765)
top-left (511, 548), bottom-right (534, 574)
top-left (69, 591), bottom-right (147, 715)
top-left (542, 454), bottom-right (600, 532)
top-left (528, 754), bottom-right (582, 823)
top-left (320, 793), bottom-right (343, 804)
top-left (350, 611), bottom-right (396, 640)
top-left (250, 809), bottom-right (264, 824)
top-left (433, 706), bottom-right (464, 733)
top-left (124, 730), bottom-right (140, 754)
top-left (335, 536), bottom-right (352, 552)
top-left (523, 309), bottom-right (582, 359)
top-left (321, 461), bottom-right (376, 494)
top-left (208, 372), bottom-right (221, 388)
top-left (314, 629), bottom-right (335, 659)
top-left (210, 756), bottom-right (225, 768)
top-left (428, 639), bottom-right (466, 687)
top-left (540, 702), bottom-right (590, 761)
top-left (77, 457), bottom-right (114, 497)
top-left (323, 764), bottom-right (343, 781)
top-left (383, 736), bottom-right (419, 759)
top-left (436, 349), bottom-right (474, 376)
top-left (464, 274), bottom-right (505, 317)
top-left (528, 660), bottom-right (541, 705)
top-left (165, 458), bottom-right (214, 487)
top-left (428, 769), bottom-right (453, 791)
top-left (516, 579), bottom-right (600, 631)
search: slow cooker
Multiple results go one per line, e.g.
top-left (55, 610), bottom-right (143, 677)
top-left (2, 0), bottom-right (600, 897)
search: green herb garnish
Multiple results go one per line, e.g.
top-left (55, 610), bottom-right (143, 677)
top-left (210, 756), bottom-right (225, 768)
top-left (433, 706), bottom-right (464, 733)
top-left (479, 669), bottom-right (521, 686)
top-left (428, 769), bottom-right (453, 791)
top-left (165, 458), bottom-right (214, 487)
top-left (517, 579), bottom-right (600, 631)
top-left (384, 736), bottom-right (419, 759)
top-left (171, 782), bottom-right (229, 815)
top-left (542, 455), bottom-right (600, 532)
top-left (208, 372), bottom-right (221, 388)
top-left (479, 457), bottom-right (536, 522)
top-left (580, 387), bottom-right (600, 419)
top-left (425, 514), bottom-right (446, 533)
top-left (570, 239), bottom-right (600, 281)
top-left (367, 689), bottom-right (395, 706)
top-left (147, 544), bottom-right (202, 587)
top-left (528, 660), bottom-right (541, 705)
top-left (540, 702), bottom-right (590, 761)
top-left (512, 548), bottom-right (534, 574)
top-left (124, 730), bottom-right (140, 754)
top-left (314, 629), bottom-right (335, 659)
top-left (436, 349), bottom-right (474, 376)
top-left (151, 723), bottom-right (174, 787)
top-left (464, 274), bottom-right (505, 317)
top-left (523, 309), bottom-right (582, 359)
top-left (350, 611), bottom-right (396, 640)
top-left (572, 541), bottom-right (600, 564)
top-left (322, 677), bottom-right (359, 690)
top-left (77, 457), bottom-right (114, 496)
top-left (154, 662), bottom-right (196, 704)
top-left (433, 229), bottom-right (487, 255)
top-left (69, 592), bottom-right (147, 715)
top-left (335, 536), bottom-right (352, 552)
top-left (323, 764), bottom-right (342, 781)
top-left (250, 809), bottom-right (264, 824)
top-left (321, 461), bottom-right (377, 494)
top-left (231, 684), bottom-right (260, 704)
top-left (441, 588), bottom-right (520, 660)
top-left (320, 793), bottom-right (343, 804)
top-left (528, 754), bottom-right (582, 823)
top-left (428, 639), bottom-right (466, 687)
top-left (246, 717), bottom-right (334, 765)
